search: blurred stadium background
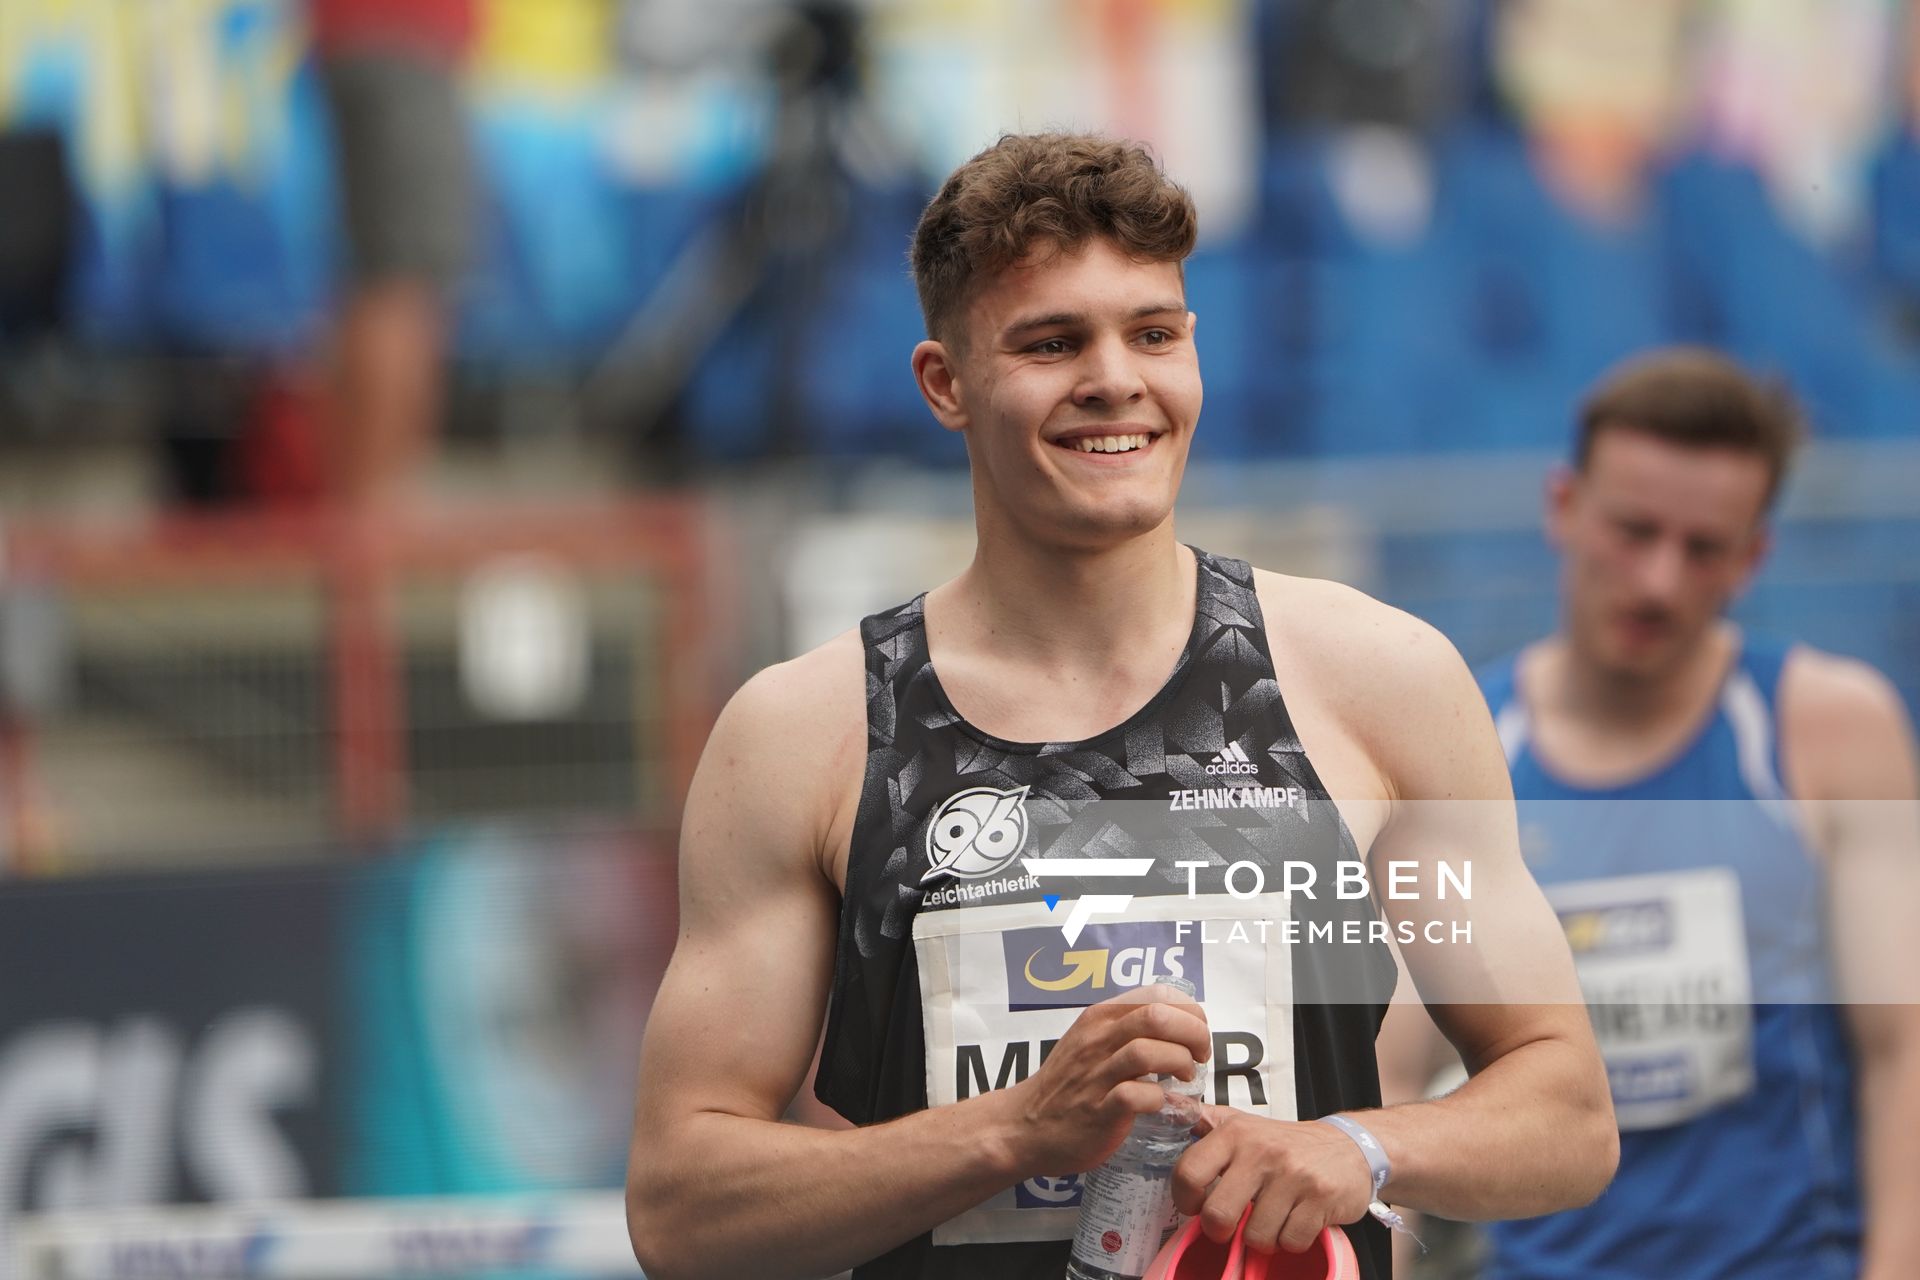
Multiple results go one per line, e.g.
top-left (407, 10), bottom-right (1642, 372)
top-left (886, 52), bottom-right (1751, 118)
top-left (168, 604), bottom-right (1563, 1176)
top-left (0, 0), bottom-right (1915, 1276)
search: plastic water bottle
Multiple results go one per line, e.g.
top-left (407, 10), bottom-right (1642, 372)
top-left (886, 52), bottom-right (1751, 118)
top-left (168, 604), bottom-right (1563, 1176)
top-left (1064, 979), bottom-right (1207, 1280)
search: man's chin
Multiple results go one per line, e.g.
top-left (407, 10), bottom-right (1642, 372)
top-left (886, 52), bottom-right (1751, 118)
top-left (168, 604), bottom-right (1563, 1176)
top-left (1596, 635), bottom-right (1690, 682)
top-left (1042, 500), bottom-right (1176, 551)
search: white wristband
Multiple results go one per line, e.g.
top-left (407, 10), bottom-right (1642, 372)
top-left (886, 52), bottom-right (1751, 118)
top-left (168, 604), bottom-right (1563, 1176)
top-left (1315, 1112), bottom-right (1390, 1197)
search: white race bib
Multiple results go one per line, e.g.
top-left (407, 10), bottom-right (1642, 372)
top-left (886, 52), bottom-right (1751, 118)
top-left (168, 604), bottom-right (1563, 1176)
top-left (913, 892), bottom-right (1294, 1246)
top-left (1548, 868), bottom-right (1755, 1131)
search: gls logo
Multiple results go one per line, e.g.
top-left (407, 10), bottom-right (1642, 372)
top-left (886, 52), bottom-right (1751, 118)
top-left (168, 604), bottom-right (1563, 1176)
top-left (1001, 922), bottom-right (1204, 1011)
top-left (1205, 743), bottom-right (1260, 777)
top-left (1560, 900), bottom-right (1673, 957)
top-left (922, 785), bottom-right (1031, 882)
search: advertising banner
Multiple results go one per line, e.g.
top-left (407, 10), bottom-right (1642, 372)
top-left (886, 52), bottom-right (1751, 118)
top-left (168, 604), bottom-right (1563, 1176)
top-left (0, 829), bottom-right (676, 1268)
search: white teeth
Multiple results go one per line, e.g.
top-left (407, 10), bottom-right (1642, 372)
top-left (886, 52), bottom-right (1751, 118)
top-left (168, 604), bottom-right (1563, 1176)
top-left (1069, 434), bottom-right (1150, 453)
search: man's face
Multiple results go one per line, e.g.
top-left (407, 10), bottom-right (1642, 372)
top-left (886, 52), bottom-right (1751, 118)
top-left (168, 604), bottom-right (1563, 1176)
top-left (918, 238), bottom-right (1201, 551)
top-left (1550, 428), bottom-right (1774, 679)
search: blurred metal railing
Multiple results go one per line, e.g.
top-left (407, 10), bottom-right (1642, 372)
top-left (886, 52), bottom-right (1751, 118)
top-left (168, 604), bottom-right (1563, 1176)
top-left (0, 499), bottom-right (725, 873)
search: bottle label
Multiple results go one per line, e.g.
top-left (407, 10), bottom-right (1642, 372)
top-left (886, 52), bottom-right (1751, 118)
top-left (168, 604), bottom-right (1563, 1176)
top-left (1068, 1162), bottom-right (1181, 1275)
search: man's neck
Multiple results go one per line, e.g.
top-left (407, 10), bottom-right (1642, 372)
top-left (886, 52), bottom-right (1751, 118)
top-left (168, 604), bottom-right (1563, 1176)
top-left (933, 523), bottom-right (1195, 673)
top-left (1536, 623), bottom-right (1736, 733)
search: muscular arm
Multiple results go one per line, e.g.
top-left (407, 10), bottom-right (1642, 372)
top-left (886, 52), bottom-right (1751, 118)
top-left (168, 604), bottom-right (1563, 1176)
top-left (627, 647), bottom-right (1212, 1280)
top-left (1174, 587), bottom-right (1614, 1251)
top-left (1356, 619), bottom-right (1615, 1221)
top-left (1786, 654), bottom-right (1920, 1280)
top-left (626, 654), bottom-right (1025, 1280)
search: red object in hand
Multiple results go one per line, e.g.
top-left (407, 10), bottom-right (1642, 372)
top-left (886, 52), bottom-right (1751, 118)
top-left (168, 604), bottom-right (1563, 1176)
top-left (1143, 1211), bottom-right (1246, 1280)
top-left (1239, 1223), bottom-right (1360, 1280)
top-left (1144, 1207), bottom-right (1362, 1280)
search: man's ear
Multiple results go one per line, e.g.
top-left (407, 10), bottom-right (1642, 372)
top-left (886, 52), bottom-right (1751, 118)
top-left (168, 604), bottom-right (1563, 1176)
top-left (913, 340), bottom-right (968, 433)
top-left (1545, 464), bottom-right (1578, 549)
top-left (1735, 522), bottom-right (1773, 585)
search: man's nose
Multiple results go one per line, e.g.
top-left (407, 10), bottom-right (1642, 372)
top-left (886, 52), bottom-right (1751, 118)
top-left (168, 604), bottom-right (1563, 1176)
top-left (1632, 539), bottom-right (1688, 602)
top-left (1071, 334), bottom-right (1146, 407)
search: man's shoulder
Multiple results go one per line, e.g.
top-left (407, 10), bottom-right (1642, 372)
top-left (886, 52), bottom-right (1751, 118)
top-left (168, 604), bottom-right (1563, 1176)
top-left (1781, 645), bottom-right (1907, 718)
top-left (711, 629), bottom-right (869, 783)
top-left (1249, 568), bottom-right (1467, 689)
top-left (1774, 652), bottom-right (1912, 802)
top-left (1248, 569), bottom-right (1494, 779)
top-left (726, 627), bottom-right (867, 736)
top-left (1248, 569), bottom-right (1513, 803)
top-left (689, 630), bottom-right (869, 882)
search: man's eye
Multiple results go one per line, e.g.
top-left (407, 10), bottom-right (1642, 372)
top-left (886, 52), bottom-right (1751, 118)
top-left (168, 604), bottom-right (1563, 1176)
top-left (1686, 538), bottom-right (1727, 562)
top-left (1030, 338), bottom-right (1071, 355)
top-left (1139, 328), bottom-right (1173, 346)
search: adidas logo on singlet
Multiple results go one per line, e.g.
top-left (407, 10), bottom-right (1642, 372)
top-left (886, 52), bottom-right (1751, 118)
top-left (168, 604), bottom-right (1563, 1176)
top-left (1173, 740), bottom-right (1310, 818)
top-left (1205, 742), bottom-right (1261, 778)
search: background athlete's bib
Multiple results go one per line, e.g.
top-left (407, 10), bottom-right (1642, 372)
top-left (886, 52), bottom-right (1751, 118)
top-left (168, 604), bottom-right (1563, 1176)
top-left (914, 891), bottom-right (1295, 1246)
top-left (1547, 868), bottom-right (1754, 1130)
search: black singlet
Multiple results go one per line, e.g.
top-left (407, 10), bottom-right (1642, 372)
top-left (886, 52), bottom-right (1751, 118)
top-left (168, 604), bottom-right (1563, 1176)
top-left (816, 549), bottom-right (1397, 1279)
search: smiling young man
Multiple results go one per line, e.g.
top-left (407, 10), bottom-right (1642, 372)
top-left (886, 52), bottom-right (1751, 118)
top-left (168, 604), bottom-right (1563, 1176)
top-left (625, 133), bottom-right (1615, 1280)
top-left (1469, 349), bottom-right (1920, 1279)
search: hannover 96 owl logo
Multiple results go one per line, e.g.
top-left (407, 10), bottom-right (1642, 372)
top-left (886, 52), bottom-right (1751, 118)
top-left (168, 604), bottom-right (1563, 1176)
top-left (922, 784), bottom-right (1031, 882)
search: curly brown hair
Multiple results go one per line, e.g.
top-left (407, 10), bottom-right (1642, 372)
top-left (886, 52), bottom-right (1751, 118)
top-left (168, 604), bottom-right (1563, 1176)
top-left (1577, 347), bottom-right (1805, 509)
top-left (910, 132), bottom-right (1198, 346)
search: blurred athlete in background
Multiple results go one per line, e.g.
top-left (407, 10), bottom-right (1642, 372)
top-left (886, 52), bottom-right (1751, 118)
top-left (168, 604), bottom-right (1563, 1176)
top-left (626, 133), bottom-right (1615, 1280)
top-left (1391, 348), bottom-right (1920, 1280)
top-left (310, 0), bottom-right (474, 508)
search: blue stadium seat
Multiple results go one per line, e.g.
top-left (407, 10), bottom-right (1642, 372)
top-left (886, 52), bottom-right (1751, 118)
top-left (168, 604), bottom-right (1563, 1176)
top-left (795, 253), bottom-right (943, 461)
top-left (788, 182), bottom-right (943, 460)
top-left (1656, 154), bottom-right (1883, 434)
top-left (151, 70), bottom-right (335, 355)
top-left (1869, 130), bottom-right (1920, 305)
top-left (1257, 132), bottom-right (1362, 257)
top-left (681, 178), bottom-right (925, 461)
top-left (458, 109), bottom-right (723, 365)
top-left (1184, 239), bottom-right (1266, 460)
top-left (460, 112), bottom-right (639, 361)
top-left (1252, 130), bottom-right (1449, 455)
top-left (1381, 527), bottom-right (1557, 663)
top-left (1299, 243), bottom-right (1453, 455)
top-left (1421, 126), bottom-right (1672, 450)
top-left (682, 313), bottom-right (781, 458)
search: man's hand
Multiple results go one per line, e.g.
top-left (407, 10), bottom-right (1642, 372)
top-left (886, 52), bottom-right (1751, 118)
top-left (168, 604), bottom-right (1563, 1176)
top-left (1002, 983), bottom-right (1211, 1176)
top-left (1172, 1108), bottom-right (1374, 1255)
